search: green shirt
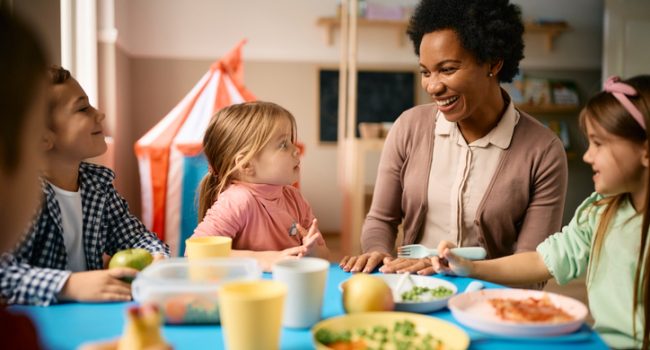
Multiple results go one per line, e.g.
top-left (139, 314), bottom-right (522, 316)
top-left (537, 192), bottom-right (644, 349)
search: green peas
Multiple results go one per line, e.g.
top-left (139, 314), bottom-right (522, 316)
top-left (316, 319), bottom-right (443, 348)
top-left (400, 285), bottom-right (453, 302)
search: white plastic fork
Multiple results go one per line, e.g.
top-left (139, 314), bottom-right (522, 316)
top-left (397, 244), bottom-right (487, 260)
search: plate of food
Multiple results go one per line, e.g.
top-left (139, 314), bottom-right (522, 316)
top-left (339, 274), bottom-right (457, 313)
top-left (448, 289), bottom-right (588, 337)
top-left (312, 311), bottom-right (469, 350)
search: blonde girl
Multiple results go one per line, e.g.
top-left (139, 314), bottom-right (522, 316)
top-left (432, 75), bottom-right (650, 349)
top-left (191, 101), bottom-right (329, 271)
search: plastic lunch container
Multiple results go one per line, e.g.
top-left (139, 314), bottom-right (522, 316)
top-left (132, 257), bottom-right (261, 324)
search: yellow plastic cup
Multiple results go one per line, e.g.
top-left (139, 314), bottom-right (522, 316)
top-left (185, 236), bottom-right (232, 259)
top-left (185, 236), bottom-right (232, 281)
top-left (218, 280), bottom-right (287, 350)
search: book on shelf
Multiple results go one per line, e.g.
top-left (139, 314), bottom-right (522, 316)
top-left (549, 79), bottom-right (580, 106)
top-left (523, 77), bottom-right (552, 106)
top-left (501, 71), bottom-right (525, 104)
top-left (542, 120), bottom-right (570, 149)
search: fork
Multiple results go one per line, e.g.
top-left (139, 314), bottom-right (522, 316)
top-left (397, 244), bottom-right (487, 260)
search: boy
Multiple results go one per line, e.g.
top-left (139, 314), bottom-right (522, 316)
top-left (0, 66), bottom-right (169, 306)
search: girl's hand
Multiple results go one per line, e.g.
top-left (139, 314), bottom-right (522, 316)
top-left (255, 247), bottom-right (306, 272)
top-left (431, 240), bottom-right (474, 277)
top-left (296, 219), bottom-right (325, 256)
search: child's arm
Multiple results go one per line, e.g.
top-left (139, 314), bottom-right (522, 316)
top-left (230, 247), bottom-right (309, 272)
top-left (105, 188), bottom-right (170, 258)
top-left (58, 268), bottom-right (137, 302)
top-left (431, 241), bottom-right (552, 285)
top-left (0, 252), bottom-right (136, 305)
top-left (0, 253), bottom-right (72, 306)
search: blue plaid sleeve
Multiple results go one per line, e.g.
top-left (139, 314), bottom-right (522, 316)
top-left (0, 253), bottom-right (71, 306)
top-left (0, 207), bottom-right (73, 306)
top-left (103, 186), bottom-right (170, 257)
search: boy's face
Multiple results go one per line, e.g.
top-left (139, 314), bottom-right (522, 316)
top-left (47, 77), bottom-right (107, 161)
top-left (0, 79), bottom-right (48, 253)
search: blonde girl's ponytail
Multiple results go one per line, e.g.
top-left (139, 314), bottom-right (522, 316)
top-left (197, 172), bottom-right (219, 221)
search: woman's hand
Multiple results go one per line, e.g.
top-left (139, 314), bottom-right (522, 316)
top-left (379, 257), bottom-right (434, 275)
top-left (339, 251), bottom-right (391, 273)
top-left (430, 240), bottom-right (474, 277)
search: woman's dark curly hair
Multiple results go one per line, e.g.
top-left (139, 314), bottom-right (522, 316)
top-left (407, 0), bottom-right (524, 83)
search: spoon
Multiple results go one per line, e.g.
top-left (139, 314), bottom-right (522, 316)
top-left (393, 272), bottom-right (411, 302)
top-left (464, 281), bottom-right (484, 293)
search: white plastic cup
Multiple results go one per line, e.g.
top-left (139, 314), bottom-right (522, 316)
top-left (272, 257), bottom-right (329, 328)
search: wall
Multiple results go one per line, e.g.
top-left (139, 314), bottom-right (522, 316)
top-left (13, 0), bottom-right (61, 65)
top-left (114, 0), bottom-right (603, 232)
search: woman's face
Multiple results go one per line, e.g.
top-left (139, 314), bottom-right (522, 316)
top-left (418, 29), bottom-right (496, 123)
top-left (0, 79), bottom-right (47, 253)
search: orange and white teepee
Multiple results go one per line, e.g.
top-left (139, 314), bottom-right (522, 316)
top-left (134, 40), bottom-right (255, 255)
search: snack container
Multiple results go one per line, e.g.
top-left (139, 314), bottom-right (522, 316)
top-left (132, 257), bottom-right (261, 324)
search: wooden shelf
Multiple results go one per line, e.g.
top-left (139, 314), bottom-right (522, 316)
top-left (317, 16), bottom-right (569, 52)
top-left (524, 22), bottom-right (570, 52)
top-left (316, 16), bottom-right (408, 46)
top-left (516, 103), bottom-right (580, 115)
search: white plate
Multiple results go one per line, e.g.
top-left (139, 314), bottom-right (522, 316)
top-left (339, 274), bottom-right (457, 313)
top-left (448, 289), bottom-right (588, 337)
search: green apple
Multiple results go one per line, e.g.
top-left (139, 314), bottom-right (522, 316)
top-left (109, 248), bottom-right (153, 282)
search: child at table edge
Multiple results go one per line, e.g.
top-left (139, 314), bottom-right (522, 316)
top-left (0, 66), bottom-right (169, 307)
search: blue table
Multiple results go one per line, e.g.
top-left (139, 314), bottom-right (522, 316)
top-left (11, 265), bottom-right (608, 349)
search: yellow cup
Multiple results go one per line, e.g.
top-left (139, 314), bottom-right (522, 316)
top-left (218, 280), bottom-right (286, 350)
top-left (186, 236), bottom-right (232, 281)
top-left (185, 236), bottom-right (232, 259)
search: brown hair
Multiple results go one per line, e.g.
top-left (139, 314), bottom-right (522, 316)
top-left (0, 9), bottom-right (48, 174)
top-left (579, 75), bottom-right (650, 348)
top-left (197, 101), bottom-right (297, 220)
top-left (46, 65), bottom-right (71, 127)
top-left (48, 65), bottom-right (71, 85)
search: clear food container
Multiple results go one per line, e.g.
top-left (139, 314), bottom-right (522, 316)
top-left (132, 257), bottom-right (261, 324)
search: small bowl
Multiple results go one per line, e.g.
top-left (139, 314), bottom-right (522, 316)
top-left (339, 274), bottom-right (457, 314)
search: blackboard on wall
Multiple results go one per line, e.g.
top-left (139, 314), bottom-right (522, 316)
top-left (319, 69), bottom-right (416, 142)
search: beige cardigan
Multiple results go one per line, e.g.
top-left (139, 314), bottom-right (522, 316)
top-left (361, 103), bottom-right (568, 259)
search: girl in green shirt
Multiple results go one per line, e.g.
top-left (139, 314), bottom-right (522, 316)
top-left (431, 75), bottom-right (650, 349)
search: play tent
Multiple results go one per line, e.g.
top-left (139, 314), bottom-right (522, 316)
top-left (135, 41), bottom-right (256, 256)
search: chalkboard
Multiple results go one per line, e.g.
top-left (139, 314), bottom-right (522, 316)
top-left (319, 69), bottom-right (416, 142)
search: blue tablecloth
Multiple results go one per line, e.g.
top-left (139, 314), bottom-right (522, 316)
top-left (11, 264), bottom-right (608, 349)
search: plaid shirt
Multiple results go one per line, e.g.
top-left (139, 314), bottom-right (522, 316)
top-left (0, 162), bottom-right (169, 306)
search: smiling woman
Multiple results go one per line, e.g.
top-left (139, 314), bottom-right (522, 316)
top-left (339, 0), bottom-right (568, 277)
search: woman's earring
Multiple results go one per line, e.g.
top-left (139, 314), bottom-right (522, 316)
top-left (488, 72), bottom-right (494, 77)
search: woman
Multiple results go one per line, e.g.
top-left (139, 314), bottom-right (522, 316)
top-left (340, 0), bottom-right (568, 275)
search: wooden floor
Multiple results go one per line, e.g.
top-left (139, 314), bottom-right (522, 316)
top-left (323, 232), bottom-right (593, 325)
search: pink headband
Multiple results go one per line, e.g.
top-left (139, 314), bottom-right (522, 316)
top-left (604, 76), bottom-right (646, 130)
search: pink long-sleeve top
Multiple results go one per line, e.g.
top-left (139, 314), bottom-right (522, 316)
top-left (192, 182), bottom-right (315, 251)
